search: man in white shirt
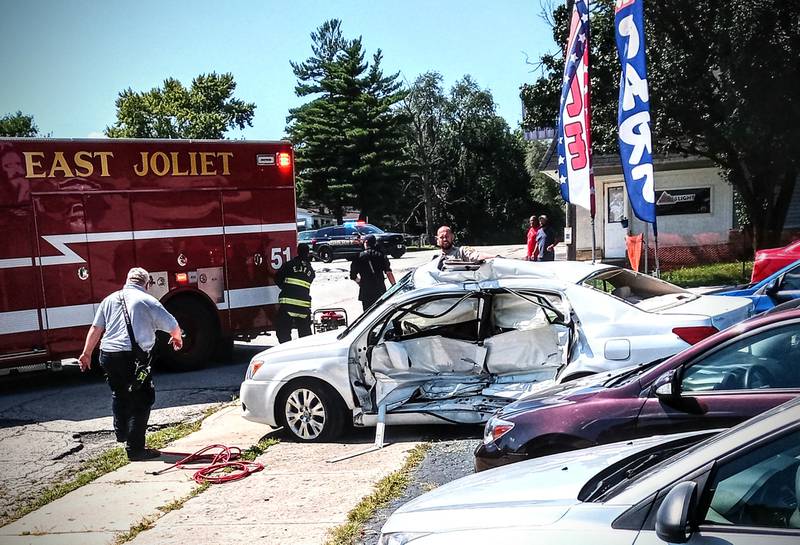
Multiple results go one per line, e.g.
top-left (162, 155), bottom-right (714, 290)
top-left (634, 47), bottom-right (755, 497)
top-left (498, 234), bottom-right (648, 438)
top-left (78, 268), bottom-right (183, 461)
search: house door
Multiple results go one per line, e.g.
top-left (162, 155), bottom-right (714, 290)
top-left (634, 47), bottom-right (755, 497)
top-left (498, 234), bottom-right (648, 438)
top-left (604, 184), bottom-right (627, 259)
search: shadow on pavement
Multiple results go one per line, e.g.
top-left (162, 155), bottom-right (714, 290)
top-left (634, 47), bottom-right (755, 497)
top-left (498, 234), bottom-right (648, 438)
top-left (269, 423), bottom-right (482, 446)
top-left (0, 341), bottom-right (274, 428)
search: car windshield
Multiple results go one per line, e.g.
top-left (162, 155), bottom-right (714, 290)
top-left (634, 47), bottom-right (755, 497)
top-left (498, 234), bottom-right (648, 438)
top-left (355, 225), bottom-right (384, 235)
top-left (336, 270), bottom-right (415, 339)
top-left (579, 432), bottom-right (715, 502)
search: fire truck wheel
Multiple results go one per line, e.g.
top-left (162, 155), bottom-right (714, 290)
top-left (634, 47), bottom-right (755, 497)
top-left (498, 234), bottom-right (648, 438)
top-left (160, 298), bottom-right (218, 372)
top-left (213, 337), bottom-right (235, 362)
top-left (276, 379), bottom-right (346, 442)
top-left (317, 247), bottom-right (333, 263)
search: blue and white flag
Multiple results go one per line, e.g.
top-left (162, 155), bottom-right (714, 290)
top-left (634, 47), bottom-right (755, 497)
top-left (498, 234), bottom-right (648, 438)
top-left (615, 0), bottom-right (656, 225)
top-left (557, 0), bottom-right (594, 213)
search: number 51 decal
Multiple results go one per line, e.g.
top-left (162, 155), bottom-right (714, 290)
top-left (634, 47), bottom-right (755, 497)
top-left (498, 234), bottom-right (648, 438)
top-left (270, 247), bottom-right (292, 269)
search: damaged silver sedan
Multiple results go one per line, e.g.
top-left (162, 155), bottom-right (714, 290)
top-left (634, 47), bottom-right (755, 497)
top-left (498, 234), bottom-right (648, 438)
top-left (240, 266), bottom-right (575, 441)
top-left (239, 259), bottom-right (751, 442)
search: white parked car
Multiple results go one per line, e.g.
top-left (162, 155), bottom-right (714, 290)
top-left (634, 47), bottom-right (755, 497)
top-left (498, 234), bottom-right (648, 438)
top-left (240, 259), bottom-right (752, 441)
top-left (378, 398), bottom-right (800, 545)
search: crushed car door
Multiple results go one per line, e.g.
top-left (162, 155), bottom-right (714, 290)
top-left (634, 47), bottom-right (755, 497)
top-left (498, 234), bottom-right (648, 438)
top-left (481, 288), bottom-right (573, 398)
top-left (363, 287), bottom-right (576, 423)
top-left (366, 291), bottom-right (487, 414)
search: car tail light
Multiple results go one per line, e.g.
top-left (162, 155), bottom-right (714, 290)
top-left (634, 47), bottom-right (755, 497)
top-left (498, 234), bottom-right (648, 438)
top-left (277, 151), bottom-right (292, 169)
top-left (672, 326), bottom-right (718, 345)
top-left (483, 417), bottom-right (515, 445)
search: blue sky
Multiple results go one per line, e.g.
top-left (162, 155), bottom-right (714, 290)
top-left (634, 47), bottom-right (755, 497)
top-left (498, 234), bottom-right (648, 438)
top-left (0, 0), bottom-right (554, 139)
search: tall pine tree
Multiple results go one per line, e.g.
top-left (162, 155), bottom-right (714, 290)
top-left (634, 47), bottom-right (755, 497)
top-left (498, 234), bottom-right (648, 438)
top-left (287, 20), bottom-right (408, 222)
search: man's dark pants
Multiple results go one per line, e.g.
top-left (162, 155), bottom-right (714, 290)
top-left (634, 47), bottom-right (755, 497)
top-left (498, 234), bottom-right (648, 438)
top-left (275, 305), bottom-right (312, 343)
top-left (99, 350), bottom-right (155, 455)
top-left (360, 288), bottom-right (386, 311)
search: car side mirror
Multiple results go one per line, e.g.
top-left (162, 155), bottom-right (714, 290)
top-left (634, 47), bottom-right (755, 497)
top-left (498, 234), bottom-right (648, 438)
top-left (656, 481), bottom-right (698, 543)
top-left (653, 369), bottom-right (678, 399)
top-left (765, 278), bottom-right (780, 295)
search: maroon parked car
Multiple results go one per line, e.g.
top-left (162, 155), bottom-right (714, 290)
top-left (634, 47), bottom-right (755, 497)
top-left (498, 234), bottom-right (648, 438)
top-left (475, 309), bottom-right (800, 472)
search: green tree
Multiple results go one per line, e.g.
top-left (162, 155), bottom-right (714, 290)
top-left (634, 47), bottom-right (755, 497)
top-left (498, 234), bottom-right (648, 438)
top-left (105, 73), bottom-right (255, 139)
top-left (401, 72), bottom-right (449, 239)
top-left (0, 111), bottom-right (39, 137)
top-left (522, 0), bottom-right (800, 250)
top-left (401, 75), bottom-right (533, 244)
top-left (287, 20), bottom-right (409, 222)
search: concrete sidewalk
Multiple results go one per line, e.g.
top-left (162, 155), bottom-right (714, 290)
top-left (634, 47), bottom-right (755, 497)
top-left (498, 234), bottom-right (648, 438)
top-left (0, 405), bottom-right (418, 545)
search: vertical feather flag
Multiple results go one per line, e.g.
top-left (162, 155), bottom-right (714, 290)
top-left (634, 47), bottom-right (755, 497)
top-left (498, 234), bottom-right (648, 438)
top-left (557, 0), bottom-right (594, 214)
top-left (615, 0), bottom-right (656, 225)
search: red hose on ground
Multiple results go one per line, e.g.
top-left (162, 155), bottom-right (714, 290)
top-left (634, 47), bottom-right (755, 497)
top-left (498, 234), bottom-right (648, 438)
top-left (148, 444), bottom-right (264, 483)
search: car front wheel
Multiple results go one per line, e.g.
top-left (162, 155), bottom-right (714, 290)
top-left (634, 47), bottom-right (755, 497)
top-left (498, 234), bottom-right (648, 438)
top-left (276, 380), bottom-right (345, 442)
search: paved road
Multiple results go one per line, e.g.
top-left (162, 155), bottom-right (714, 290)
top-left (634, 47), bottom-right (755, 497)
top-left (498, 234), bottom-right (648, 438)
top-left (0, 346), bottom-right (260, 522)
top-left (0, 244), bottom-right (525, 523)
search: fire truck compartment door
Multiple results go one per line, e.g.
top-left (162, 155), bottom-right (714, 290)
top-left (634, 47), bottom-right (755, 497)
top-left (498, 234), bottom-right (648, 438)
top-left (0, 203), bottom-right (46, 359)
top-left (33, 194), bottom-right (94, 356)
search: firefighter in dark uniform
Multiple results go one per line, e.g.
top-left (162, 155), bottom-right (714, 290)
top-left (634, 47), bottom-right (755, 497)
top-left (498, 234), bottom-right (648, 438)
top-left (275, 243), bottom-right (315, 343)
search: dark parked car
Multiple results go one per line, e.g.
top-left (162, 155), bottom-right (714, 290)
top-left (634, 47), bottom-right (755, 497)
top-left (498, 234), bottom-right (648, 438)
top-left (310, 223), bottom-right (405, 263)
top-left (475, 308), bottom-right (800, 472)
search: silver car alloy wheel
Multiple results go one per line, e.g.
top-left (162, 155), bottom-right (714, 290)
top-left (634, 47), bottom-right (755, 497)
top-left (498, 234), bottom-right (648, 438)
top-left (285, 388), bottom-right (326, 440)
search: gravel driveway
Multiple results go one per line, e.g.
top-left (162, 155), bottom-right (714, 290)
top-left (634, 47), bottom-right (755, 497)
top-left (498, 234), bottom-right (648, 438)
top-left (355, 437), bottom-right (481, 545)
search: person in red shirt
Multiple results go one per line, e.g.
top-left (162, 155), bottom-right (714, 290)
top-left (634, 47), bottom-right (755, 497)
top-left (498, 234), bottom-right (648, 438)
top-left (525, 215), bottom-right (540, 261)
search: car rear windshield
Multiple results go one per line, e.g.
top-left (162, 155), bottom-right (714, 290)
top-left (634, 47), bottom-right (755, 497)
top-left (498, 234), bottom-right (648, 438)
top-left (581, 268), bottom-right (697, 312)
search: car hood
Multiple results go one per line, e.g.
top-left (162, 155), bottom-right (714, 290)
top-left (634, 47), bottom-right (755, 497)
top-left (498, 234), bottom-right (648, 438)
top-left (251, 330), bottom-right (347, 365)
top-left (382, 435), bottom-right (669, 536)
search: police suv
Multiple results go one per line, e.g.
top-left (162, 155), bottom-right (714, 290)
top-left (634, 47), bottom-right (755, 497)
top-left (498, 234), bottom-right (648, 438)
top-left (310, 223), bottom-right (406, 263)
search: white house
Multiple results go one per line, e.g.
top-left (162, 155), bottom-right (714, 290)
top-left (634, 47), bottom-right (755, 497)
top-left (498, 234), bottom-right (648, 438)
top-left (544, 153), bottom-right (741, 269)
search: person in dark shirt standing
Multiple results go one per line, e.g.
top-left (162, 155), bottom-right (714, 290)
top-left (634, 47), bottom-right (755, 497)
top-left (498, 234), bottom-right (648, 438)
top-left (536, 214), bottom-right (557, 262)
top-left (350, 235), bottom-right (396, 311)
top-left (275, 243), bottom-right (315, 343)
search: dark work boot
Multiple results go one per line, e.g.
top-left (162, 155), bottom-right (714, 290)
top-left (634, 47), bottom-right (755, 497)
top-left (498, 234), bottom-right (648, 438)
top-left (126, 448), bottom-right (161, 461)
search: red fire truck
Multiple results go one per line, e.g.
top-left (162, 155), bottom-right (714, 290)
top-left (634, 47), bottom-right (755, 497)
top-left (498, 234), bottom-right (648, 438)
top-left (0, 138), bottom-right (297, 373)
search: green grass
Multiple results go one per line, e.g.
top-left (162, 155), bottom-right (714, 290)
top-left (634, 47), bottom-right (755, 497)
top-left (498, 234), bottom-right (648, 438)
top-left (0, 404), bottom-right (224, 527)
top-left (240, 437), bottom-right (280, 461)
top-left (325, 444), bottom-right (430, 545)
top-left (661, 261), bottom-right (753, 289)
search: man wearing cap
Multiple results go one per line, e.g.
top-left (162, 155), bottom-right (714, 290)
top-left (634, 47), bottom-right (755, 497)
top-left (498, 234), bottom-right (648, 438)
top-left (275, 243), bottom-right (316, 343)
top-left (350, 234), bottom-right (396, 311)
top-left (78, 267), bottom-right (183, 461)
